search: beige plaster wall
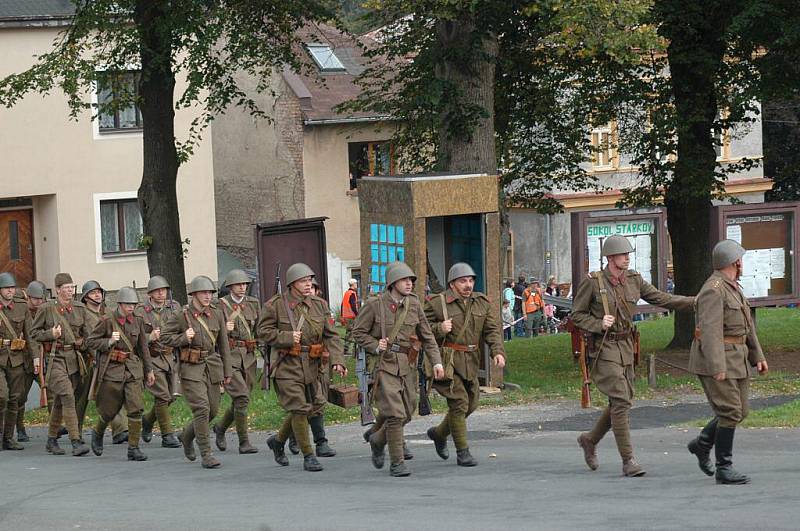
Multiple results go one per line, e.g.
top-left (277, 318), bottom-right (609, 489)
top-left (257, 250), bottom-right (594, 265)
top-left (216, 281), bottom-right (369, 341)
top-left (0, 26), bottom-right (217, 289)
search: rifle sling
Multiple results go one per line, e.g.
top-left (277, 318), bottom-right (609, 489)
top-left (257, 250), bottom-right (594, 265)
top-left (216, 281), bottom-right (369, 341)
top-left (222, 298), bottom-right (253, 340)
top-left (109, 318), bottom-right (135, 354)
top-left (0, 309), bottom-right (20, 340)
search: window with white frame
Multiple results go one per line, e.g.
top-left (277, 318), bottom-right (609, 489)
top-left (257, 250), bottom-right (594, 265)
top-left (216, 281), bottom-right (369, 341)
top-left (96, 70), bottom-right (142, 133)
top-left (590, 124), bottom-right (615, 169)
top-left (100, 198), bottom-right (143, 255)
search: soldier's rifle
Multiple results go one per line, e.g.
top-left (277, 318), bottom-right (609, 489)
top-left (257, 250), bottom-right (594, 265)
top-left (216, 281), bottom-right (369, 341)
top-left (37, 345), bottom-right (47, 407)
top-left (566, 318), bottom-right (592, 408)
top-left (417, 346), bottom-right (432, 416)
top-left (355, 344), bottom-right (374, 425)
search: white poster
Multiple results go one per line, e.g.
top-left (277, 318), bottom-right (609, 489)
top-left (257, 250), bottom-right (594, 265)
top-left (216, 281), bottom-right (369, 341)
top-left (742, 250), bottom-right (758, 277)
top-left (636, 256), bottom-right (651, 272)
top-left (755, 275), bottom-right (771, 298)
top-left (726, 225), bottom-right (742, 244)
top-left (770, 248), bottom-right (785, 279)
top-left (636, 235), bottom-right (652, 258)
top-left (739, 276), bottom-right (757, 298)
top-left (755, 249), bottom-right (772, 274)
top-left (588, 238), bottom-right (602, 269)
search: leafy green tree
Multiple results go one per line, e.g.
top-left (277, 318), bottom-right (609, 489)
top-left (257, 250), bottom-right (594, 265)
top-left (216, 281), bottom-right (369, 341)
top-left (0, 0), bottom-right (333, 302)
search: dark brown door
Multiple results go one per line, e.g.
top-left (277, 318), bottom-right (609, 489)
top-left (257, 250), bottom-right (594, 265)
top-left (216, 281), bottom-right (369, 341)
top-left (0, 209), bottom-right (35, 286)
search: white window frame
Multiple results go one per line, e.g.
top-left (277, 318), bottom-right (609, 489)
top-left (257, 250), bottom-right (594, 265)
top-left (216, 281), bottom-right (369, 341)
top-left (93, 191), bottom-right (147, 264)
top-left (590, 124), bottom-right (615, 170)
top-left (91, 63), bottom-right (144, 141)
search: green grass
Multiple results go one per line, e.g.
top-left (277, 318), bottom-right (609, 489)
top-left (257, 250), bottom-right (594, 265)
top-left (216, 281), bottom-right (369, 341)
top-left (25, 308), bottom-right (800, 430)
top-left (741, 399), bottom-right (800, 428)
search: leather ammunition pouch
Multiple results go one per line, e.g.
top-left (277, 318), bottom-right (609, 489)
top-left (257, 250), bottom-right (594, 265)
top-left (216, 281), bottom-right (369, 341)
top-left (724, 335), bottom-right (746, 345)
top-left (308, 343), bottom-right (324, 359)
top-left (407, 336), bottom-right (420, 366)
top-left (43, 342), bottom-right (76, 353)
top-left (179, 348), bottom-right (204, 364)
top-left (109, 349), bottom-right (129, 363)
top-left (229, 339), bottom-right (258, 353)
top-left (10, 338), bottom-right (26, 351)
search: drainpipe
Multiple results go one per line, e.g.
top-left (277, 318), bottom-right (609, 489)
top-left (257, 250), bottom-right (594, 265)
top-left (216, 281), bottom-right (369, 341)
top-left (544, 213), bottom-right (552, 280)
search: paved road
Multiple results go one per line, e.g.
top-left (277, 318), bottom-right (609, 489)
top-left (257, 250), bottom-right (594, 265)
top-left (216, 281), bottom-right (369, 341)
top-left (2, 397), bottom-right (798, 531)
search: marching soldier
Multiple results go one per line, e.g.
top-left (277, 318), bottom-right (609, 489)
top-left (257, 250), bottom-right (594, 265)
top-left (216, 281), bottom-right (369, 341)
top-left (15, 280), bottom-right (47, 443)
top-left (87, 287), bottom-right (155, 461)
top-left (79, 280), bottom-right (129, 444)
top-left (572, 235), bottom-right (694, 477)
top-left (30, 273), bottom-right (92, 456)
top-left (351, 261), bottom-right (444, 477)
top-left (288, 277), bottom-right (337, 457)
top-left (257, 263), bottom-right (346, 472)
top-left (423, 262), bottom-right (505, 467)
top-left (161, 276), bottom-right (232, 469)
top-left (0, 272), bottom-right (33, 450)
top-left (138, 275), bottom-right (182, 449)
top-left (212, 269), bottom-right (260, 454)
top-left (687, 240), bottom-right (768, 485)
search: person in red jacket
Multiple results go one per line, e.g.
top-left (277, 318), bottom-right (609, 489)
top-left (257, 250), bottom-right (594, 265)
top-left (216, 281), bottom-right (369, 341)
top-left (340, 279), bottom-right (359, 355)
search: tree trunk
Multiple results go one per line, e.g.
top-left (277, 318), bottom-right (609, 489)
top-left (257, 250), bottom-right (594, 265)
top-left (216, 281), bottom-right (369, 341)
top-left (659, 1), bottom-right (733, 348)
top-left (134, 1), bottom-right (187, 304)
top-left (434, 18), bottom-right (498, 174)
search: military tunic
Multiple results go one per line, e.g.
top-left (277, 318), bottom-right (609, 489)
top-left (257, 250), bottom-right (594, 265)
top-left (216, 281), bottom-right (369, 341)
top-left (136, 300), bottom-right (181, 405)
top-left (16, 301), bottom-right (40, 437)
top-left (161, 301), bottom-right (231, 456)
top-left (424, 289), bottom-right (504, 417)
top-left (257, 291), bottom-right (344, 416)
top-left (571, 268), bottom-right (693, 462)
top-left (87, 310), bottom-right (152, 426)
top-left (219, 295), bottom-right (260, 404)
top-left (77, 303), bottom-right (129, 436)
top-left (0, 297), bottom-right (33, 443)
top-left (352, 291), bottom-right (441, 421)
top-left (30, 300), bottom-right (94, 439)
top-left (689, 271), bottom-right (765, 427)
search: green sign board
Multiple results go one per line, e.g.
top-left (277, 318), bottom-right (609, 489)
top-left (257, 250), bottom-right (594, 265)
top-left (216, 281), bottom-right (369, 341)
top-left (587, 220), bottom-right (655, 238)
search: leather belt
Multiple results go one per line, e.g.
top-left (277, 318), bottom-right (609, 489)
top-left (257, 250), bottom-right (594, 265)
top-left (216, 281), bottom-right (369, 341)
top-left (0, 339), bottom-right (10, 348)
top-left (604, 331), bottom-right (632, 341)
top-left (443, 342), bottom-right (479, 352)
top-left (229, 339), bottom-right (257, 352)
top-left (388, 343), bottom-right (411, 354)
top-left (723, 335), bottom-right (746, 345)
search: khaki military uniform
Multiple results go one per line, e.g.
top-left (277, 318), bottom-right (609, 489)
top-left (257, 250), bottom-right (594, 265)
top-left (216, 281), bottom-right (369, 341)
top-left (572, 268), bottom-right (693, 463)
top-left (161, 302), bottom-right (231, 461)
top-left (689, 271), bottom-right (765, 427)
top-left (424, 289), bottom-right (503, 452)
top-left (214, 294), bottom-right (260, 450)
top-left (256, 290), bottom-right (343, 457)
top-left (30, 300), bottom-right (94, 441)
top-left (16, 301), bottom-right (40, 440)
top-left (79, 303), bottom-right (128, 438)
top-left (137, 300), bottom-right (181, 437)
top-left (352, 291), bottom-right (441, 467)
top-left (87, 309), bottom-right (153, 449)
top-left (0, 297), bottom-right (33, 446)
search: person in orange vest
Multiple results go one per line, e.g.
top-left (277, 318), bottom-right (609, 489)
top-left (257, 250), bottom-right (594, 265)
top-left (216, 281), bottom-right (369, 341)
top-left (523, 279), bottom-right (545, 338)
top-left (340, 279), bottom-right (359, 355)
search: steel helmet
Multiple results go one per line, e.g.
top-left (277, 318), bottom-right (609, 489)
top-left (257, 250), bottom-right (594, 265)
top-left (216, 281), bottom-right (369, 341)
top-left (81, 280), bottom-right (105, 302)
top-left (147, 275), bottom-right (170, 293)
top-left (188, 275), bottom-right (217, 294)
top-left (447, 262), bottom-right (477, 283)
top-left (224, 269), bottom-right (251, 287)
top-left (601, 235), bottom-right (634, 257)
top-left (115, 286), bottom-right (140, 305)
top-left (0, 272), bottom-right (16, 288)
top-left (26, 281), bottom-right (46, 299)
top-left (712, 239), bottom-right (746, 270)
top-left (286, 263), bottom-right (315, 286)
top-left (385, 261), bottom-right (416, 288)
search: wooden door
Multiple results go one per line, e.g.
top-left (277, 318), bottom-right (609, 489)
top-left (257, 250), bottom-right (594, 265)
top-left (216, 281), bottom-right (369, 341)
top-left (0, 209), bottom-right (35, 286)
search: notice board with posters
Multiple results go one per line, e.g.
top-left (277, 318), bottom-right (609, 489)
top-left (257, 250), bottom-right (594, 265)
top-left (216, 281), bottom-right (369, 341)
top-left (571, 208), bottom-right (669, 312)
top-left (711, 202), bottom-right (799, 307)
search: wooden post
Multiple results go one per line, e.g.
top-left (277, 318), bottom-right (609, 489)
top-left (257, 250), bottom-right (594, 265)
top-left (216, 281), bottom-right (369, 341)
top-left (648, 354), bottom-right (657, 388)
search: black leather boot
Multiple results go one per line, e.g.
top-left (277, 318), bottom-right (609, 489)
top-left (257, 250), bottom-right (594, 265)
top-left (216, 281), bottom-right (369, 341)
top-left (127, 447), bottom-right (148, 461)
top-left (161, 432), bottom-right (182, 448)
top-left (267, 435), bottom-right (289, 466)
top-left (46, 437), bottom-right (65, 455)
top-left (310, 416), bottom-right (336, 457)
top-left (91, 430), bottom-right (104, 456)
top-left (427, 427), bottom-right (449, 460)
top-left (303, 453), bottom-right (323, 472)
top-left (71, 439), bottom-right (90, 457)
top-left (714, 426), bottom-right (750, 485)
top-left (456, 448), bottom-right (477, 467)
top-left (390, 461), bottom-right (411, 477)
top-left (688, 417), bottom-right (717, 477)
top-left (212, 423), bottom-right (227, 452)
top-left (369, 433), bottom-right (385, 469)
top-left (287, 433), bottom-right (300, 455)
